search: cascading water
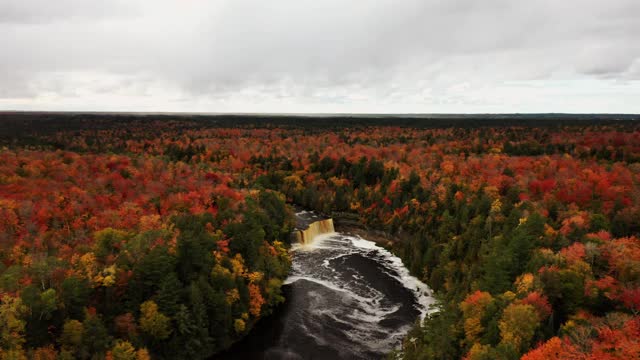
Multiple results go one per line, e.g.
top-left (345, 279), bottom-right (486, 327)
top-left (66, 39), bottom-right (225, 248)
top-left (292, 218), bottom-right (335, 244)
top-left (218, 211), bottom-right (435, 360)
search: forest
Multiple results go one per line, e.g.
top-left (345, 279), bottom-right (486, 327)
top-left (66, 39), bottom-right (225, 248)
top-left (1, 113), bottom-right (639, 359)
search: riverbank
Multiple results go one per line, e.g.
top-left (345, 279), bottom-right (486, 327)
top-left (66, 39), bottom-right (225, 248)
top-left (331, 212), bottom-right (412, 250)
top-left (335, 223), bottom-right (395, 246)
top-left (217, 212), bottom-right (434, 359)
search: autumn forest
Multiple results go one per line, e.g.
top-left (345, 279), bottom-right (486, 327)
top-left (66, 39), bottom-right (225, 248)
top-left (1, 113), bottom-right (639, 359)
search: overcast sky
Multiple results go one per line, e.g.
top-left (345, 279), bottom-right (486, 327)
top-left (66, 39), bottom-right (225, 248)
top-left (1, 0), bottom-right (639, 113)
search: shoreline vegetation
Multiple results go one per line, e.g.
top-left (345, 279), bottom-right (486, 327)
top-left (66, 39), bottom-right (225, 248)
top-left (334, 213), bottom-right (402, 248)
top-left (1, 113), bottom-right (639, 359)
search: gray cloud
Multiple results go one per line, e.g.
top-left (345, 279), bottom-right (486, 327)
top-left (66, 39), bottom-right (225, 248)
top-left (0, 0), bottom-right (639, 112)
top-left (0, 0), bottom-right (136, 24)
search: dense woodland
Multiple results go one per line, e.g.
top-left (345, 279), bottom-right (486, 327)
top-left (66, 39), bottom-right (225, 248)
top-left (0, 117), bottom-right (294, 359)
top-left (1, 113), bottom-right (640, 359)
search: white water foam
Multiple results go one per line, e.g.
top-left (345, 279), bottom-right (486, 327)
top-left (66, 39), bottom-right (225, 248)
top-left (294, 231), bottom-right (437, 320)
top-left (284, 230), bottom-right (437, 356)
top-left (348, 235), bottom-right (436, 320)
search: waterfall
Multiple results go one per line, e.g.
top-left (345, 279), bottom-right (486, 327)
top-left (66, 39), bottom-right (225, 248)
top-left (293, 218), bottom-right (335, 244)
top-left (224, 210), bottom-right (436, 359)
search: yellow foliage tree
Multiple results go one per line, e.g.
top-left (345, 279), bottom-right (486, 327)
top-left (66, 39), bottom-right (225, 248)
top-left (463, 317), bottom-right (483, 344)
top-left (136, 349), bottom-right (151, 360)
top-left (499, 303), bottom-right (540, 351)
top-left (234, 319), bottom-right (246, 333)
top-left (110, 340), bottom-right (137, 360)
top-left (94, 264), bottom-right (118, 287)
top-left (459, 291), bottom-right (494, 344)
top-left (247, 271), bottom-right (264, 284)
top-left (60, 320), bottom-right (84, 350)
top-left (465, 343), bottom-right (493, 360)
top-left (490, 198), bottom-right (502, 214)
top-left (0, 296), bottom-right (27, 352)
top-left (225, 289), bottom-right (240, 305)
top-left (272, 241), bottom-right (289, 262)
top-left (230, 254), bottom-right (246, 277)
top-left (515, 273), bottom-right (535, 294)
top-left (139, 301), bottom-right (171, 340)
top-left (73, 252), bottom-right (99, 285)
top-left (283, 175), bottom-right (304, 193)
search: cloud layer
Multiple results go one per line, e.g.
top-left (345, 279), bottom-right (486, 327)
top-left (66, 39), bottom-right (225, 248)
top-left (1, 0), bottom-right (639, 113)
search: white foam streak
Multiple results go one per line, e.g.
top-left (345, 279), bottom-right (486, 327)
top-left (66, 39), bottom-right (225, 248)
top-left (284, 275), bottom-right (390, 321)
top-left (348, 235), bottom-right (436, 320)
top-left (284, 228), bottom-right (437, 355)
top-left (289, 232), bottom-right (437, 320)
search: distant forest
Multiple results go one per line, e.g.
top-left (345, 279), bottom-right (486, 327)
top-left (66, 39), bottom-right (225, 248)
top-left (1, 112), bottom-right (639, 359)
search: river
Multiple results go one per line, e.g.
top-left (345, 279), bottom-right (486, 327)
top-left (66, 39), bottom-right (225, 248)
top-left (217, 211), bottom-right (435, 359)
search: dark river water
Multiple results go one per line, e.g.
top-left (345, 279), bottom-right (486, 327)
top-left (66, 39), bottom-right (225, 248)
top-left (217, 213), bottom-right (434, 359)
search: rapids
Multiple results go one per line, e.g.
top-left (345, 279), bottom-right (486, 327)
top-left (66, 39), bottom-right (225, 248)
top-left (218, 211), bottom-right (435, 359)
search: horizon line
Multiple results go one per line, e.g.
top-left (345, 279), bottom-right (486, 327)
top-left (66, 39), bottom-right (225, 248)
top-left (2, 110), bottom-right (640, 117)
